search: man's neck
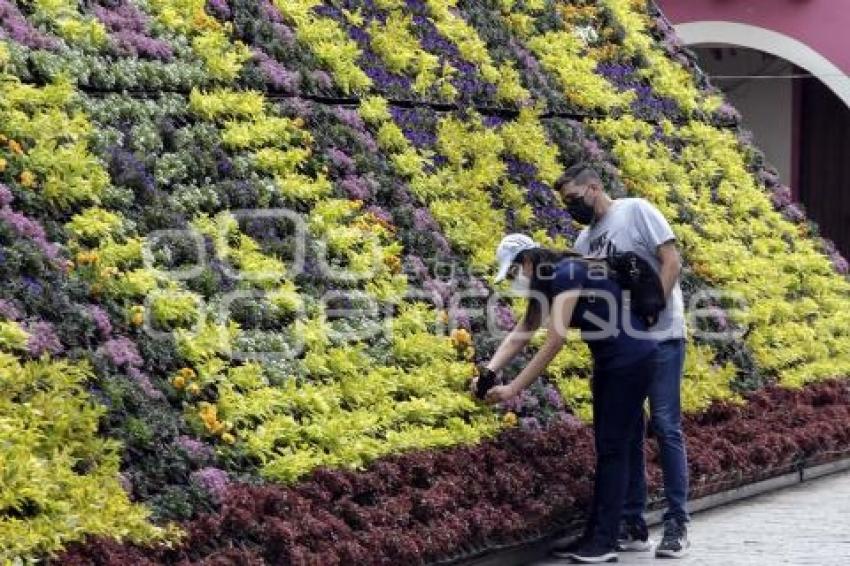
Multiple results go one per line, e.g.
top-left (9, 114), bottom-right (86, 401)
top-left (592, 194), bottom-right (616, 224)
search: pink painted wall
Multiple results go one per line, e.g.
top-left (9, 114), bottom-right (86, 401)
top-left (655, 0), bottom-right (850, 76)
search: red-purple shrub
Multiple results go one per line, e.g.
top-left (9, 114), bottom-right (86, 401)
top-left (56, 379), bottom-right (850, 565)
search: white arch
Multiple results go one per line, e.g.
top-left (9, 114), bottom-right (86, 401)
top-left (675, 21), bottom-right (850, 109)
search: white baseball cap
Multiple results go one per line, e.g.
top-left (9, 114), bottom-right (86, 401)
top-left (494, 233), bottom-right (538, 283)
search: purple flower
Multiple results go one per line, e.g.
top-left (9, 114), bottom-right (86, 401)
top-left (334, 107), bottom-right (366, 131)
top-left (716, 103), bottom-right (741, 123)
top-left (93, 1), bottom-right (173, 60)
top-left (520, 416), bottom-right (542, 431)
top-left (205, 0), bottom-right (231, 20)
top-left (404, 254), bottom-right (430, 279)
top-left (770, 185), bottom-right (793, 209)
top-left (0, 207), bottom-right (59, 260)
top-left (432, 232), bottom-right (451, 255)
top-left (544, 385), bottom-right (564, 410)
top-left (557, 412), bottom-right (584, 429)
top-left (0, 0), bottom-right (61, 50)
top-left (260, 0), bottom-right (283, 22)
top-left (25, 321), bottom-right (64, 357)
top-left (110, 29), bottom-right (174, 60)
top-left (0, 184), bottom-right (12, 206)
top-left (413, 208), bottom-right (438, 232)
top-left (101, 336), bottom-right (143, 368)
top-left (326, 147), bottom-right (356, 175)
top-left (781, 203), bottom-right (806, 223)
top-left (177, 435), bottom-right (214, 464)
top-left (522, 394), bottom-right (540, 412)
top-left (280, 97), bottom-right (313, 119)
top-left (0, 299), bottom-right (21, 321)
top-left (365, 205), bottom-right (392, 224)
top-left (423, 278), bottom-right (450, 307)
top-left (253, 49), bottom-right (299, 93)
top-left (339, 175), bottom-right (373, 200)
top-left (450, 307), bottom-right (471, 330)
top-left (87, 305), bottom-right (113, 338)
top-left (582, 139), bottom-right (605, 161)
top-left (190, 467), bottom-right (230, 503)
top-left (311, 70), bottom-right (334, 91)
top-left (493, 304), bottom-right (516, 331)
top-left (127, 366), bottom-right (164, 400)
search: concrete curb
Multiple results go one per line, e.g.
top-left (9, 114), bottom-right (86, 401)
top-left (453, 457), bottom-right (850, 566)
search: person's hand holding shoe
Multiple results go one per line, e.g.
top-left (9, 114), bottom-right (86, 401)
top-left (484, 384), bottom-right (518, 404)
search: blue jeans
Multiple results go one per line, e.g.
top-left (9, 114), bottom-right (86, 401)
top-left (584, 354), bottom-right (654, 549)
top-left (623, 338), bottom-right (689, 525)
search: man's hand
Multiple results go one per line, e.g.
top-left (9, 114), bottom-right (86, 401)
top-left (484, 384), bottom-right (518, 404)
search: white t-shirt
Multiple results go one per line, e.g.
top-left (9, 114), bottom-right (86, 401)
top-left (573, 198), bottom-right (686, 341)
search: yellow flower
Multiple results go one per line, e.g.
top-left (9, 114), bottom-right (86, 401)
top-left (0, 157), bottom-right (6, 172)
top-left (130, 305), bottom-right (145, 327)
top-left (172, 375), bottom-right (186, 390)
top-left (221, 432), bottom-right (235, 444)
top-left (179, 367), bottom-right (197, 379)
top-left (19, 170), bottom-right (35, 187)
top-left (8, 139), bottom-right (23, 155)
top-left (503, 412), bottom-right (518, 427)
top-left (186, 383), bottom-right (201, 396)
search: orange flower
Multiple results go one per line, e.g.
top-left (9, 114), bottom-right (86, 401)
top-left (172, 375), bottom-right (186, 390)
top-left (503, 412), bottom-right (518, 427)
top-left (384, 255), bottom-right (402, 274)
top-left (451, 328), bottom-right (473, 348)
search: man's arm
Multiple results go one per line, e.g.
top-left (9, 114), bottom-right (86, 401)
top-left (632, 199), bottom-right (681, 299)
top-left (656, 240), bottom-right (682, 300)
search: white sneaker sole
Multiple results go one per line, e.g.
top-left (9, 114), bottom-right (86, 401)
top-left (617, 539), bottom-right (651, 552)
top-left (567, 552), bottom-right (618, 563)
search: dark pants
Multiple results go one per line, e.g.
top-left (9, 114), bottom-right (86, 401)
top-left (584, 353), bottom-right (654, 549)
top-left (623, 339), bottom-right (689, 525)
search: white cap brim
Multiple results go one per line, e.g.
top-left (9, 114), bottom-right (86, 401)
top-left (494, 260), bottom-right (511, 283)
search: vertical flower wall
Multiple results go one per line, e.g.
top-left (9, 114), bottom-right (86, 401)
top-left (0, 0), bottom-right (848, 563)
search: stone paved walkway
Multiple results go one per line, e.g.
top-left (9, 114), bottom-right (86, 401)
top-left (532, 471), bottom-right (850, 565)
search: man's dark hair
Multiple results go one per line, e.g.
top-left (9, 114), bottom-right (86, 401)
top-left (554, 163), bottom-right (602, 193)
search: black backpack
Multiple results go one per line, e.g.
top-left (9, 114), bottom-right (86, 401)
top-left (602, 251), bottom-right (666, 327)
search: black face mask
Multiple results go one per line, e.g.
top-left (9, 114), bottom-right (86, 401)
top-left (567, 198), bottom-right (595, 225)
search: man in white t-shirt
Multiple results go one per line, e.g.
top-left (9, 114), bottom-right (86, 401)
top-left (550, 164), bottom-right (690, 561)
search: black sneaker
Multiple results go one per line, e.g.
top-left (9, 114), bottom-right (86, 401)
top-left (655, 518), bottom-right (690, 558)
top-left (566, 541), bottom-right (618, 563)
top-left (616, 520), bottom-right (650, 552)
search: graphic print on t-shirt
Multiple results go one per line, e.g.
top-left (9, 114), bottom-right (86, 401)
top-left (586, 231), bottom-right (618, 258)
